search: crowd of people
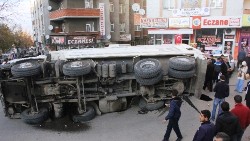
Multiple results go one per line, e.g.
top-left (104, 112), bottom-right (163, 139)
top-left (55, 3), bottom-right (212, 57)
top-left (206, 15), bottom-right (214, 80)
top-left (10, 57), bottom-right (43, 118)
top-left (162, 49), bottom-right (250, 141)
top-left (162, 85), bottom-right (250, 141)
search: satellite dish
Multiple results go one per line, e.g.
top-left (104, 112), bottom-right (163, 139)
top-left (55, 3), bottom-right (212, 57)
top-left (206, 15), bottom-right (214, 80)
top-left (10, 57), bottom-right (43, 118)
top-left (106, 35), bottom-right (111, 40)
top-left (47, 6), bottom-right (52, 11)
top-left (139, 9), bottom-right (145, 15)
top-left (132, 3), bottom-right (140, 12)
top-left (48, 25), bottom-right (53, 30)
top-left (45, 35), bottom-right (50, 39)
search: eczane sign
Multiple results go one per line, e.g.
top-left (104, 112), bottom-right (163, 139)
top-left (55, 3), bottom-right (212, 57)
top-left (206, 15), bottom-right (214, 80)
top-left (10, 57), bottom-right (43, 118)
top-left (201, 16), bottom-right (241, 28)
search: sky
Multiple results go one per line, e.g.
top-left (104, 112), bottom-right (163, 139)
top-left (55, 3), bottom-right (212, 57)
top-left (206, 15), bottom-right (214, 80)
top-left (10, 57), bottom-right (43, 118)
top-left (14, 0), bottom-right (32, 34)
top-left (1, 0), bottom-right (33, 35)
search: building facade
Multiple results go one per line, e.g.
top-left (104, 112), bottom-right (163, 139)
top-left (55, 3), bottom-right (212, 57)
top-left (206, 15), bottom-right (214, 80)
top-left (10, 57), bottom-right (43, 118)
top-left (145, 0), bottom-right (250, 59)
top-left (31, 0), bottom-right (148, 51)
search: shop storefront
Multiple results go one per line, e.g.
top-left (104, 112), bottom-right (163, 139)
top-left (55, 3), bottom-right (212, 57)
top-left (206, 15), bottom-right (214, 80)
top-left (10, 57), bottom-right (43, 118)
top-left (192, 16), bottom-right (242, 56)
top-left (238, 14), bottom-right (250, 54)
top-left (141, 17), bottom-right (193, 45)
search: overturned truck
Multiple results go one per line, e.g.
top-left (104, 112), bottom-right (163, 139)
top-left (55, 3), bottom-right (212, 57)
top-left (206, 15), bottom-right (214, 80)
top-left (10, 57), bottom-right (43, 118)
top-left (0, 44), bottom-right (206, 124)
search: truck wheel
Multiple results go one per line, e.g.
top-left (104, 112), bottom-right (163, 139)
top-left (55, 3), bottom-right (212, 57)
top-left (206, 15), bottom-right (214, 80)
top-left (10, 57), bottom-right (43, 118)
top-left (72, 106), bottom-right (96, 123)
top-left (11, 61), bottom-right (41, 77)
top-left (139, 98), bottom-right (164, 111)
top-left (135, 72), bottom-right (163, 86)
top-left (134, 58), bottom-right (162, 78)
top-left (1, 63), bottom-right (12, 70)
top-left (168, 68), bottom-right (195, 79)
top-left (21, 108), bottom-right (49, 124)
top-left (63, 61), bottom-right (91, 77)
top-left (169, 56), bottom-right (195, 71)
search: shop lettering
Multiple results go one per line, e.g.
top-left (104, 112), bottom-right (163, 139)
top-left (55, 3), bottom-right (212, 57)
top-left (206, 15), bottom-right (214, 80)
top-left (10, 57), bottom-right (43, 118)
top-left (203, 19), bottom-right (228, 26)
top-left (68, 38), bottom-right (94, 44)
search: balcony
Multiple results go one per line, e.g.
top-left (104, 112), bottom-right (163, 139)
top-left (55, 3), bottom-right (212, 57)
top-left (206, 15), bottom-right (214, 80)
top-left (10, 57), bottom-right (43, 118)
top-left (50, 9), bottom-right (100, 21)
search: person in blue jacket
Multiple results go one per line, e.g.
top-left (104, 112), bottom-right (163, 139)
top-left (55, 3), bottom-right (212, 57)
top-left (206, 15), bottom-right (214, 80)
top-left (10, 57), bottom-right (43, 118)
top-left (162, 90), bottom-right (183, 141)
top-left (193, 110), bottom-right (216, 141)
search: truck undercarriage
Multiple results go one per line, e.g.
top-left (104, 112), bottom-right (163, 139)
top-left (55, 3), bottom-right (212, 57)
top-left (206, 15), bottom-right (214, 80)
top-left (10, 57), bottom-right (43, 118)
top-left (0, 45), bottom-right (206, 124)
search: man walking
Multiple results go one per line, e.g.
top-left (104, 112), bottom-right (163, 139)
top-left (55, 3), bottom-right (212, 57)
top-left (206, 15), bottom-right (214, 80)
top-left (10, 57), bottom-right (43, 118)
top-left (231, 95), bottom-right (250, 141)
top-left (162, 90), bottom-right (183, 141)
top-left (193, 110), bottom-right (215, 141)
top-left (211, 75), bottom-right (229, 121)
top-left (215, 101), bottom-right (242, 141)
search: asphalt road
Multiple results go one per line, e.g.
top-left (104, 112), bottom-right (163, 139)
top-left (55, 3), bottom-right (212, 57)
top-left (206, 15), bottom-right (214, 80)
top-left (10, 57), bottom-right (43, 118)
top-left (0, 71), bottom-right (249, 141)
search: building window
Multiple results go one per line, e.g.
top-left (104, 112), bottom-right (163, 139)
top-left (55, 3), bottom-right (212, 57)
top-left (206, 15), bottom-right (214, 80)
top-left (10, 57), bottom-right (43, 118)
top-left (210, 0), bottom-right (223, 8)
top-left (163, 0), bottom-right (176, 10)
top-left (110, 2), bottom-right (114, 12)
top-left (119, 4), bottom-right (124, 13)
top-left (120, 23), bottom-right (125, 32)
top-left (135, 25), bottom-right (141, 31)
top-left (86, 22), bottom-right (94, 32)
top-left (111, 23), bottom-right (114, 32)
top-left (85, 0), bottom-right (93, 8)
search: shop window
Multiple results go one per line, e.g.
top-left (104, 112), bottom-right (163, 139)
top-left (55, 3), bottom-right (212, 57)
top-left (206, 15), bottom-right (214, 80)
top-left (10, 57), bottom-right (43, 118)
top-left (110, 2), bottom-right (114, 12)
top-left (85, 0), bottom-right (93, 8)
top-left (210, 0), bottom-right (223, 8)
top-left (111, 23), bottom-right (114, 32)
top-left (155, 34), bottom-right (162, 45)
top-left (163, 0), bottom-right (176, 10)
top-left (163, 35), bottom-right (172, 44)
top-left (148, 35), bottom-right (154, 45)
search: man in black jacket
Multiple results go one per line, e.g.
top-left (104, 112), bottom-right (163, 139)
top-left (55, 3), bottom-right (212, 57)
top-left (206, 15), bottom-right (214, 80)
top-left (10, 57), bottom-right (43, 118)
top-left (193, 110), bottom-right (216, 141)
top-left (162, 90), bottom-right (183, 141)
top-left (211, 75), bottom-right (229, 121)
top-left (215, 101), bottom-right (242, 141)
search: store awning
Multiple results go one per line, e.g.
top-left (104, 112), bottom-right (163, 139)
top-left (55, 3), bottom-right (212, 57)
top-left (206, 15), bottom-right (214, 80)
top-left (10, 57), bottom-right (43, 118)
top-left (148, 29), bottom-right (193, 34)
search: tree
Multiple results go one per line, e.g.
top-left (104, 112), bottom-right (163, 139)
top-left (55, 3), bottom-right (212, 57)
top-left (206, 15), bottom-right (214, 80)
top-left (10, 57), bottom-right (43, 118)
top-left (0, 24), bottom-right (33, 52)
top-left (0, 24), bottom-right (14, 52)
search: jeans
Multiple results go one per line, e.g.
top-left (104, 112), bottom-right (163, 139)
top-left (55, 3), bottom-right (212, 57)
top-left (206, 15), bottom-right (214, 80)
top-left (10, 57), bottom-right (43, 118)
top-left (163, 119), bottom-right (182, 141)
top-left (235, 79), bottom-right (244, 93)
top-left (211, 98), bottom-right (225, 120)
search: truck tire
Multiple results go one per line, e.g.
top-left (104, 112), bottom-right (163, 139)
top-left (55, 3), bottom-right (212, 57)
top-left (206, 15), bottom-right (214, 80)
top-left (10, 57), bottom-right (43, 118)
top-left (63, 61), bottom-right (91, 77)
top-left (11, 61), bottom-right (41, 77)
top-left (1, 63), bottom-right (12, 70)
top-left (134, 58), bottom-right (162, 78)
top-left (168, 68), bottom-right (195, 79)
top-left (72, 106), bottom-right (96, 123)
top-left (21, 107), bottom-right (49, 124)
top-left (139, 98), bottom-right (164, 111)
top-left (135, 72), bottom-right (163, 86)
top-left (169, 56), bottom-right (195, 71)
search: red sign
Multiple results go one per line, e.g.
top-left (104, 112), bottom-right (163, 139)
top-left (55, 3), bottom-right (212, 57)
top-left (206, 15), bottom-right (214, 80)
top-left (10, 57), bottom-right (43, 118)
top-left (192, 16), bottom-right (201, 29)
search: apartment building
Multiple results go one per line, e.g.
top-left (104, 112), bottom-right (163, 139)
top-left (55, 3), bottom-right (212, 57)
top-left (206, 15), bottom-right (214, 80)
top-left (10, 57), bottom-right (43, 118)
top-left (31, 0), bottom-right (147, 50)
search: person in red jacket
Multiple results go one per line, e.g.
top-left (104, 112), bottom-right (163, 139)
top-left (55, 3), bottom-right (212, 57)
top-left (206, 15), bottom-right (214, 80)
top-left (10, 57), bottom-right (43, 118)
top-left (231, 95), bottom-right (250, 141)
